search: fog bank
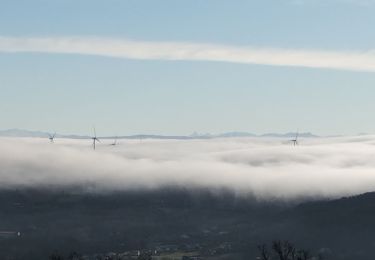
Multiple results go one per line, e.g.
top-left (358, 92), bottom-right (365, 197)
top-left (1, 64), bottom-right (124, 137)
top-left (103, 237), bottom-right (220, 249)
top-left (1, 136), bottom-right (375, 201)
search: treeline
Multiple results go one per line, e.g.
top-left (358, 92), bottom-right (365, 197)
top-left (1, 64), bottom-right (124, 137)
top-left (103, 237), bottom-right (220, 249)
top-left (257, 241), bottom-right (323, 260)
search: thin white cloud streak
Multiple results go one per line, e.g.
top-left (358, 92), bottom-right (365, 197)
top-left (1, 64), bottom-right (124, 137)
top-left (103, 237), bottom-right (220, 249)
top-left (1, 36), bottom-right (375, 72)
top-left (1, 136), bottom-right (375, 201)
top-left (290, 0), bottom-right (375, 6)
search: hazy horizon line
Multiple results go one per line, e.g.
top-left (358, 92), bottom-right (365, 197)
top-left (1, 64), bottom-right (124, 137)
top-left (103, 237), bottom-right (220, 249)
top-left (0, 128), bottom-right (372, 139)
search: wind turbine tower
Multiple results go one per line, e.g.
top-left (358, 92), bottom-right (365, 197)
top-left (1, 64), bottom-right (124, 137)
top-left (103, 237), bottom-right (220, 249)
top-left (290, 131), bottom-right (299, 146)
top-left (111, 136), bottom-right (118, 146)
top-left (92, 128), bottom-right (100, 150)
top-left (48, 133), bottom-right (56, 143)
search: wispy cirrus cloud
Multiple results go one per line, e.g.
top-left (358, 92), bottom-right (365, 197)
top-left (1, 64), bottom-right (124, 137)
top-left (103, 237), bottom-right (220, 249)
top-left (290, 0), bottom-right (375, 6)
top-left (1, 36), bottom-right (375, 72)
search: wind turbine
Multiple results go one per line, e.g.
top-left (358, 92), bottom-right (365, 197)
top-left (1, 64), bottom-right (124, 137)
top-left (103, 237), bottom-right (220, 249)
top-left (111, 136), bottom-right (118, 146)
top-left (48, 132), bottom-right (56, 143)
top-left (290, 131), bottom-right (299, 146)
top-left (92, 127), bottom-right (100, 150)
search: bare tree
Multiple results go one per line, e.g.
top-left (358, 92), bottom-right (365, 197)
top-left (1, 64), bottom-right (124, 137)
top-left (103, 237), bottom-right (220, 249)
top-left (296, 250), bottom-right (310, 260)
top-left (272, 240), bottom-right (296, 260)
top-left (49, 251), bottom-right (64, 260)
top-left (257, 244), bottom-right (271, 260)
top-left (67, 251), bottom-right (83, 260)
top-left (257, 240), bottom-right (318, 260)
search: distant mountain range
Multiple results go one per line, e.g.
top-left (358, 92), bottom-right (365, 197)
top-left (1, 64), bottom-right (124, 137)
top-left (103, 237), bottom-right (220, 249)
top-left (0, 128), bottom-right (318, 139)
top-left (0, 129), bottom-right (91, 139)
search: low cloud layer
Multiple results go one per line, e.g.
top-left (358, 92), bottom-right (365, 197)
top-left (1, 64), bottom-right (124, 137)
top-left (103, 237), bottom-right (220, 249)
top-left (1, 36), bottom-right (375, 72)
top-left (1, 136), bottom-right (375, 201)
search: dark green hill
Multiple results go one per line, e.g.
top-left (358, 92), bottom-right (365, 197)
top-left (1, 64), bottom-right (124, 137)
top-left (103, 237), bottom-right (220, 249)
top-left (0, 188), bottom-right (374, 259)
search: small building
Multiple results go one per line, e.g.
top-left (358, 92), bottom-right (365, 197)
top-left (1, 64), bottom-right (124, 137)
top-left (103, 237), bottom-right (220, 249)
top-left (0, 231), bottom-right (21, 239)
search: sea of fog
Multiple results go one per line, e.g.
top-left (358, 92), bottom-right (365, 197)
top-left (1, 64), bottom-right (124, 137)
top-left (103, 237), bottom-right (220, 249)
top-left (1, 136), bottom-right (375, 201)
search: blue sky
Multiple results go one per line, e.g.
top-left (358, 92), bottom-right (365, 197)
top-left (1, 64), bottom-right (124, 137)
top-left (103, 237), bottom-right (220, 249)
top-left (1, 0), bottom-right (375, 136)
